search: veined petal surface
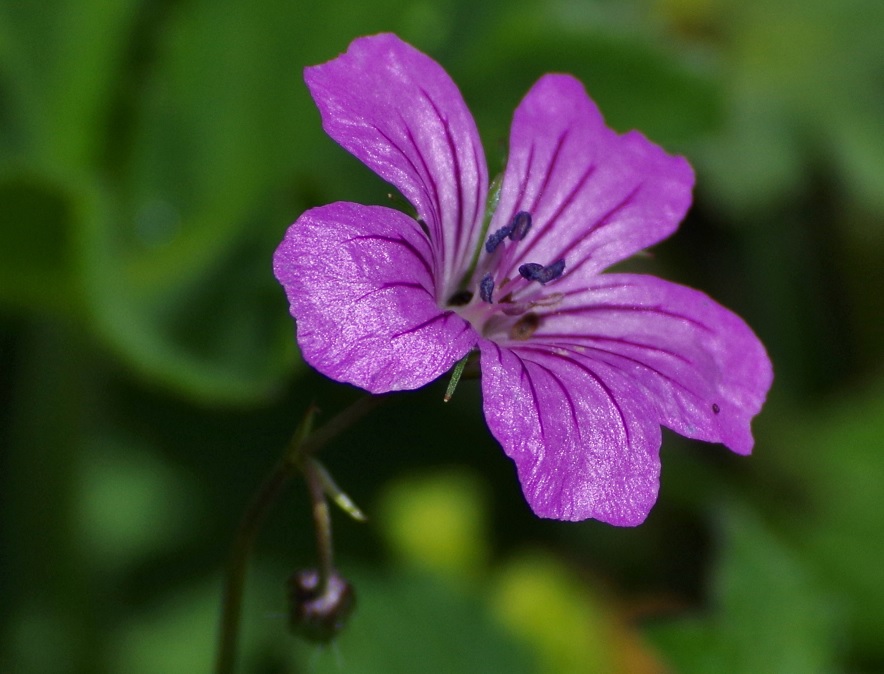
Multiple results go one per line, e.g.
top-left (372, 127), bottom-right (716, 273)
top-left (278, 34), bottom-right (774, 525)
top-left (479, 338), bottom-right (662, 524)
top-left (491, 75), bottom-right (694, 287)
top-left (305, 34), bottom-right (488, 300)
top-left (273, 202), bottom-right (477, 393)
top-left (524, 274), bottom-right (773, 455)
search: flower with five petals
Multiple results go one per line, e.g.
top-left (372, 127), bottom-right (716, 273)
top-left (274, 34), bottom-right (773, 524)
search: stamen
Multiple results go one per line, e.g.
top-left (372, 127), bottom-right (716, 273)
top-left (500, 302), bottom-right (531, 316)
top-left (531, 292), bottom-right (564, 307)
top-left (518, 263), bottom-right (543, 281)
top-left (518, 259), bottom-right (566, 285)
top-left (509, 312), bottom-right (541, 341)
top-left (499, 292), bottom-right (564, 316)
top-left (485, 211), bottom-right (533, 253)
top-left (479, 273), bottom-right (495, 303)
top-left (508, 211), bottom-right (532, 241)
top-left (485, 223), bottom-right (513, 253)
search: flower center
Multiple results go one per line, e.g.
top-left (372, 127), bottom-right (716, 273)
top-left (448, 210), bottom-right (565, 341)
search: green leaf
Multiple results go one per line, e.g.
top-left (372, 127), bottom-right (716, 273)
top-left (456, 7), bottom-right (722, 153)
top-left (692, 0), bottom-right (884, 217)
top-left (112, 565), bottom-right (537, 674)
top-left (648, 506), bottom-right (840, 674)
top-left (763, 380), bottom-right (884, 656)
top-left (0, 171), bottom-right (79, 314)
top-left (77, 185), bottom-right (299, 403)
top-left (300, 570), bottom-right (538, 674)
top-left (0, 0), bottom-right (141, 167)
top-left (75, 434), bottom-right (201, 573)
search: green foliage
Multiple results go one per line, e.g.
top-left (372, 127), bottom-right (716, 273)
top-left (693, 0), bottom-right (884, 218)
top-left (109, 565), bottom-right (537, 674)
top-left (649, 506), bottom-right (840, 673)
top-left (0, 172), bottom-right (77, 313)
top-left (767, 381), bottom-right (884, 655)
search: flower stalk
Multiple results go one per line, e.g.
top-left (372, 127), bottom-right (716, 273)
top-left (214, 394), bottom-right (384, 674)
top-left (302, 457), bottom-right (334, 592)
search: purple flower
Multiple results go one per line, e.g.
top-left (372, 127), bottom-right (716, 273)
top-left (274, 34), bottom-right (773, 525)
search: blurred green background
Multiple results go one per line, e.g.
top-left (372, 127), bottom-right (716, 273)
top-left (2, 0), bottom-right (883, 672)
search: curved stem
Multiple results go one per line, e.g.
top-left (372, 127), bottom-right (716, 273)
top-left (214, 394), bottom-right (386, 674)
top-left (303, 458), bottom-right (334, 593)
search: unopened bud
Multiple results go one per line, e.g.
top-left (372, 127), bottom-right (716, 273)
top-left (287, 569), bottom-right (355, 643)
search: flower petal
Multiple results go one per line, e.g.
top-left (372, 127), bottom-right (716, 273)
top-left (491, 74), bottom-right (694, 286)
top-left (525, 274), bottom-right (773, 454)
top-left (479, 338), bottom-right (662, 524)
top-left (273, 202), bottom-right (477, 393)
top-left (305, 34), bottom-right (488, 299)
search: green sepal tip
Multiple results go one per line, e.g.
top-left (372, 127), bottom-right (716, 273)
top-left (444, 352), bottom-right (471, 402)
top-left (309, 457), bottom-right (367, 522)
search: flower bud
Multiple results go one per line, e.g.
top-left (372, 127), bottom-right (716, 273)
top-left (287, 569), bottom-right (355, 643)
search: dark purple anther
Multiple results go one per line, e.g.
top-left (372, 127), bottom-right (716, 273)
top-left (508, 211), bottom-right (532, 241)
top-left (519, 259), bottom-right (566, 285)
top-left (485, 211), bottom-right (533, 253)
top-left (518, 263), bottom-right (544, 281)
top-left (485, 223), bottom-right (514, 253)
top-left (479, 273), bottom-right (495, 303)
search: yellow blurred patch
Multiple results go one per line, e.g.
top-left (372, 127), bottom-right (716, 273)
top-left (491, 552), bottom-right (667, 674)
top-left (378, 470), bottom-right (666, 673)
top-left (377, 468), bottom-right (489, 581)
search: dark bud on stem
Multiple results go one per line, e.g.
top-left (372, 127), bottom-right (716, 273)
top-left (287, 569), bottom-right (356, 643)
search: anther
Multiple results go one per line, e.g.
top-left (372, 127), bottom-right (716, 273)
top-left (508, 211), bottom-right (532, 241)
top-left (509, 312), bottom-right (541, 341)
top-left (518, 263), bottom-right (543, 281)
top-left (518, 259), bottom-right (566, 285)
top-left (485, 223), bottom-right (513, 254)
top-left (479, 273), bottom-right (495, 303)
top-left (485, 211), bottom-right (533, 254)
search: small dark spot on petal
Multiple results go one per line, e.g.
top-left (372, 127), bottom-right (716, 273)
top-left (712, 403), bottom-right (720, 415)
top-left (509, 312), bottom-right (541, 341)
top-left (448, 290), bottom-right (473, 306)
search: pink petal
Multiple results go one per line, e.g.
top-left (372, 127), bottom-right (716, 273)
top-left (479, 338), bottom-right (662, 524)
top-left (305, 34), bottom-right (488, 301)
top-left (273, 202), bottom-right (477, 393)
top-left (491, 75), bottom-right (694, 287)
top-left (529, 274), bottom-right (773, 455)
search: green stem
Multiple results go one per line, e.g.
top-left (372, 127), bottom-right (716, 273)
top-left (214, 394), bottom-right (385, 674)
top-left (303, 458), bottom-right (334, 592)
